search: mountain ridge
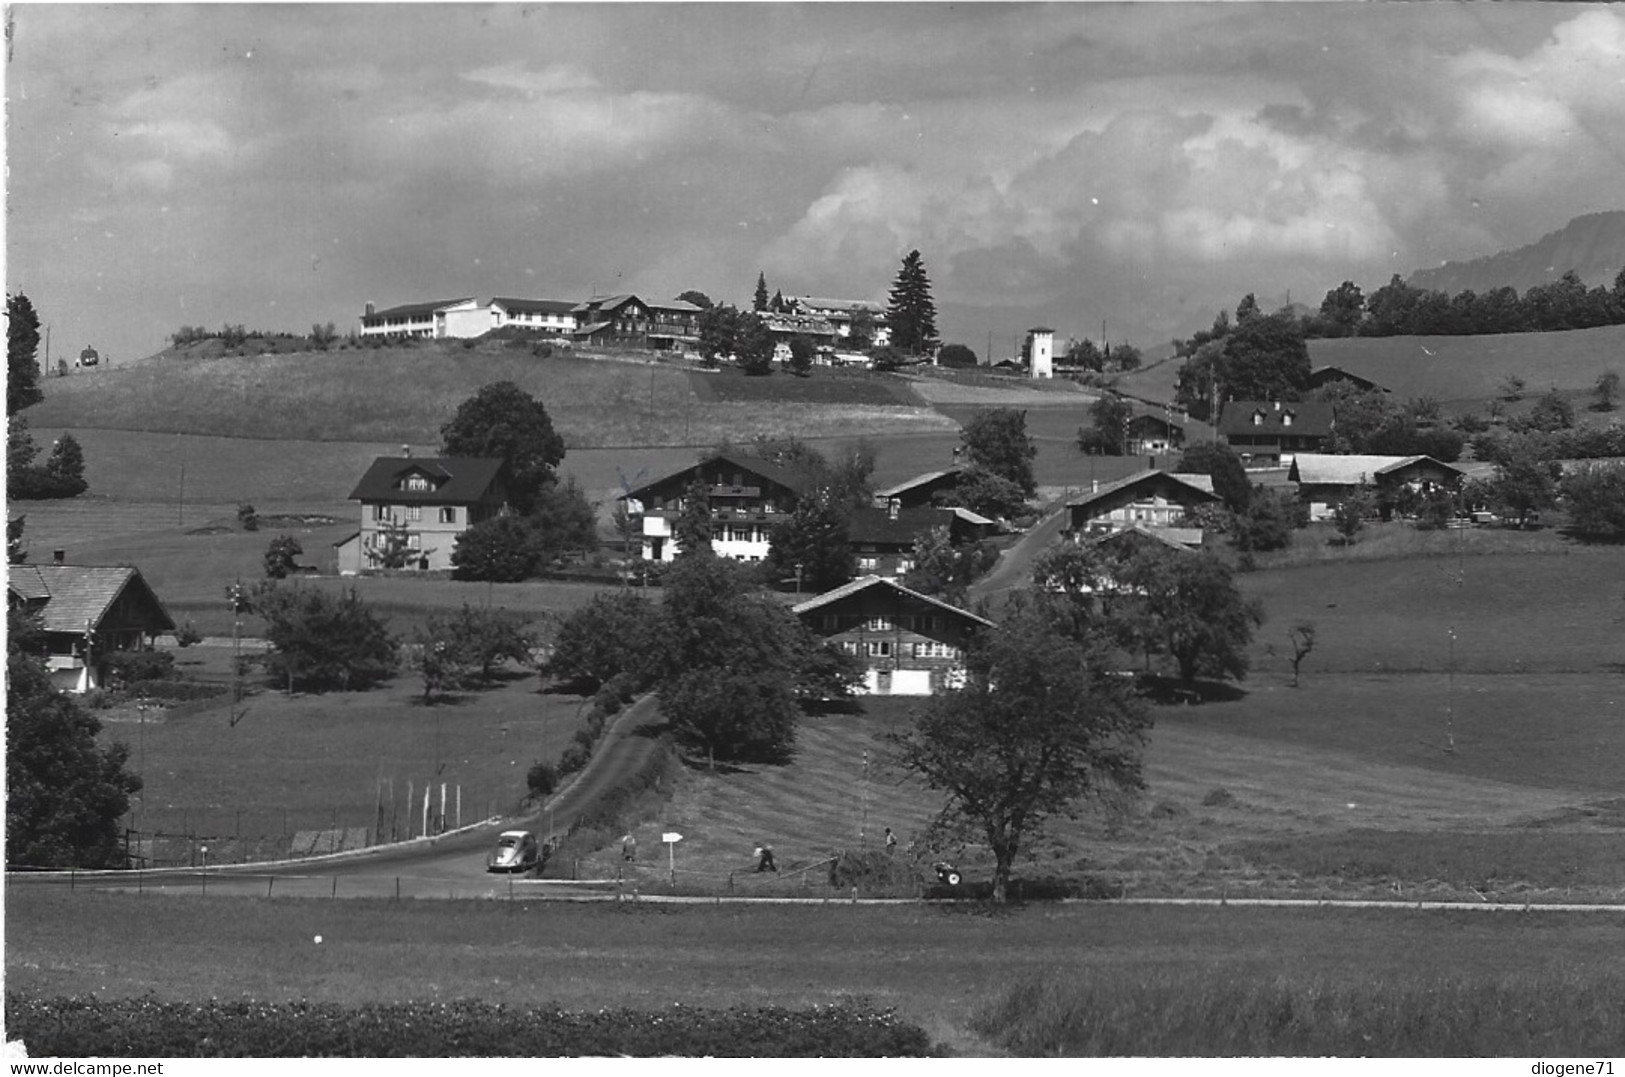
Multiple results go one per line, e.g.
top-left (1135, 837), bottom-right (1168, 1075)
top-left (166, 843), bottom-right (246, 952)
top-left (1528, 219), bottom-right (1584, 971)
top-left (1409, 211), bottom-right (1625, 295)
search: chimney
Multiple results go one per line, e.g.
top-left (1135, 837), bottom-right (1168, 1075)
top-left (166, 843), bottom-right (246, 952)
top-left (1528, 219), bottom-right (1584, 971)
top-left (365, 302), bottom-right (376, 317)
top-left (401, 445), bottom-right (410, 458)
top-left (1092, 480), bottom-right (1099, 493)
top-left (888, 498), bottom-right (900, 520)
top-left (53, 549), bottom-right (65, 564)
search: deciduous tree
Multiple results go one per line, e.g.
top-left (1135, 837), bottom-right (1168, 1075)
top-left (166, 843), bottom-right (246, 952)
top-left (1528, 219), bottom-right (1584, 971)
top-left (6, 606), bottom-right (142, 868)
top-left (887, 595), bottom-right (1149, 902)
top-left (451, 515), bottom-right (539, 582)
top-left (439, 382), bottom-right (565, 514)
top-left (765, 492), bottom-right (855, 594)
top-left (545, 590), bottom-right (657, 691)
top-left (787, 334), bottom-right (816, 376)
top-left (1560, 464), bottom-right (1625, 539)
top-left (1078, 395), bottom-right (1132, 456)
top-left (250, 582), bottom-right (398, 693)
top-left (1120, 548), bottom-right (1263, 686)
top-left (263, 534), bottom-right (304, 579)
top-left (961, 407), bottom-right (1037, 498)
top-left (1174, 441), bottom-right (1251, 514)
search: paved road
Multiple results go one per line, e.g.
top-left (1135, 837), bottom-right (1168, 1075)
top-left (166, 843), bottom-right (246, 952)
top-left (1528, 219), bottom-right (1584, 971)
top-left (967, 500), bottom-right (1071, 608)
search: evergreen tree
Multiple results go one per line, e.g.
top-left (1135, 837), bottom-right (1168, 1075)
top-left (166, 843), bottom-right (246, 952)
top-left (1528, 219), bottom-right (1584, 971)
top-left (887, 249), bottom-right (939, 355)
top-left (43, 433), bottom-right (88, 497)
top-left (8, 292), bottom-right (44, 415)
top-left (754, 272), bottom-right (770, 312)
top-left (673, 476), bottom-right (715, 556)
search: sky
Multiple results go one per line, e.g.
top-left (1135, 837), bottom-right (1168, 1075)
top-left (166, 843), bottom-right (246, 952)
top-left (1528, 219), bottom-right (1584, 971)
top-left (6, 3), bottom-right (1625, 365)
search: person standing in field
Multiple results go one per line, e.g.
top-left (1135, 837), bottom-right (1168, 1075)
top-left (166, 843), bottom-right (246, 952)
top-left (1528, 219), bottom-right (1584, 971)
top-left (884, 828), bottom-right (897, 855)
top-left (621, 833), bottom-right (637, 861)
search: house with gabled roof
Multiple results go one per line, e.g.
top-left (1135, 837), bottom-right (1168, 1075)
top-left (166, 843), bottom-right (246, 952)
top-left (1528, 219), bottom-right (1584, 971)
top-left (1308, 365), bottom-right (1390, 394)
top-left (793, 575), bottom-right (993, 695)
top-left (1217, 399), bottom-right (1335, 467)
top-left (1289, 453), bottom-right (1465, 521)
top-left (872, 466), bottom-right (967, 511)
top-left (572, 294), bottom-right (703, 350)
top-left (783, 296), bottom-right (892, 347)
top-left (846, 503), bottom-right (995, 578)
top-left (618, 452), bottom-right (810, 562)
top-left (336, 454), bottom-right (510, 574)
top-left (1065, 469), bottom-right (1218, 547)
top-left (7, 558), bottom-right (176, 693)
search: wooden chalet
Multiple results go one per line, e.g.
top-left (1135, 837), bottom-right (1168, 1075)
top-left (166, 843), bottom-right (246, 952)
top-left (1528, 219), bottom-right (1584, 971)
top-left (8, 559), bottom-right (176, 693)
top-left (793, 575), bottom-right (993, 695)
top-left (1065, 469), bottom-right (1218, 547)
top-left (1289, 453), bottom-right (1466, 521)
top-left (871, 466), bottom-right (966, 511)
top-left (620, 452), bottom-right (810, 562)
top-left (571, 294), bottom-right (703, 350)
top-left (846, 504), bottom-right (995, 578)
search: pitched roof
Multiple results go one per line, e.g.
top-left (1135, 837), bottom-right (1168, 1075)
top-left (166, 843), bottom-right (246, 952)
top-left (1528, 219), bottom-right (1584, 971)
top-left (762, 312), bottom-right (838, 336)
top-left (873, 467), bottom-right (965, 500)
top-left (347, 457), bottom-right (508, 504)
top-left (490, 297), bottom-right (577, 315)
top-left (8, 564), bottom-right (175, 634)
top-left (786, 296), bottom-right (886, 316)
top-left (1289, 454), bottom-right (1467, 485)
top-left (1067, 469), bottom-right (1217, 512)
top-left (792, 575), bottom-right (995, 627)
top-left (364, 298), bottom-right (476, 321)
top-left (1090, 524), bottom-right (1202, 552)
top-left (848, 506), bottom-right (956, 546)
top-left (1217, 400), bottom-right (1335, 437)
top-left (621, 451), bottom-right (813, 501)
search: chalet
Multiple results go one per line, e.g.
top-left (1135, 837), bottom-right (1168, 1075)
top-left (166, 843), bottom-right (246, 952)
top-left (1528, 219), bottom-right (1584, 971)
top-left (1065, 469), bottom-right (1218, 547)
top-left (337, 455), bottom-right (510, 574)
top-left (782, 296), bottom-right (892, 347)
top-left (7, 558), bottom-right (176, 693)
top-left (871, 466), bottom-right (967, 511)
top-left (359, 298), bottom-right (477, 339)
top-left (1217, 400), bottom-right (1335, 468)
top-left (572, 294), bottom-right (703, 350)
top-left (1289, 453), bottom-right (1466, 521)
top-left (1039, 524), bottom-right (1197, 595)
top-left (1126, 412), bottom-right (1186, 456)
top-left (794, 575), bottom-right (993, 695)
top-left (847, 503), bottom-right (995, 578)
top-left (619, 452), bottom-right (810, 562)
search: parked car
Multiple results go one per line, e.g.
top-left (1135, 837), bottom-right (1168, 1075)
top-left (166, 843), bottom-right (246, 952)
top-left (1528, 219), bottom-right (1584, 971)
top-left (486, 830), bottom-right (540, 873)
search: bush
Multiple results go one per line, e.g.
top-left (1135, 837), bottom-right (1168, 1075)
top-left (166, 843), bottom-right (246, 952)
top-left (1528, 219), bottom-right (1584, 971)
top-left (526, 761), bottom-right (558, 800)
top-left (104, 650), bottom-right (176, 686)
top-left (572, 728), bottom-right (598, 753)
top-left (128, 679), bottom-right (229, 703)
top-left (3, 995), bottom-right (933, 1058)
top-left (592, 685), bottom-right (623, 716)
top-left (558, 744), bottom-right (590, 775)
top-left (174, 621), bottom-right (204, 648)
top-left (237, 503), bottom-right (259, 531)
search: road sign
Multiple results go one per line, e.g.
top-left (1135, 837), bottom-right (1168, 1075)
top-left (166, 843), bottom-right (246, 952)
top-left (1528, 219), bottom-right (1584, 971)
top-left (662, 832), bottom-right (683, 843)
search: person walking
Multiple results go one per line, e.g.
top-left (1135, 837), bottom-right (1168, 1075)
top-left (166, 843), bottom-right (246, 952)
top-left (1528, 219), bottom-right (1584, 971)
top-left (884, 828), bottom-right (897, 855)
top-left (755, 843), bottom-right (777, 873)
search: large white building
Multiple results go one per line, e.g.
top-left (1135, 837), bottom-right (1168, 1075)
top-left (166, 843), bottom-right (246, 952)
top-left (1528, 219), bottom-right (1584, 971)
top-left (361, 297), bottom-right (579, 339)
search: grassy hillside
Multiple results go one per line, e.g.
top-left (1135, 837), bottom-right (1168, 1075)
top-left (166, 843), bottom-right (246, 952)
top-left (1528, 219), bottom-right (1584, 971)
top-left (1308, 324), bottom-right (1625, 407)
top-left (1106, 324), bottom-right (1625, 412)
top-left (21, 343), bottom-right (954, 448)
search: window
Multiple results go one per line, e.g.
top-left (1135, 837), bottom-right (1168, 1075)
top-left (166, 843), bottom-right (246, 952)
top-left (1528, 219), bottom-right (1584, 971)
top-left (407, 505), bottom-right (422, 521)
top-left (439, 507), bottom-right (456, 524)
top-left (865, 616), bottom-right (891, 632)
top-left (403, 475), bottom-right (431, 492)
top-left (865, 641), bottom-right (892, 658)
top-left (913, 641), bottom-right (956, 659)
top-left (373, 504), bottom-right (389, 522)
top-left (897, 559), bottom-right (913, 574)
top-left (407, 533), bottom-right (422, 551)
top-left (858, 557), bottom-right (878, 571)
top-left (840, 641), bottom-right (859, 655)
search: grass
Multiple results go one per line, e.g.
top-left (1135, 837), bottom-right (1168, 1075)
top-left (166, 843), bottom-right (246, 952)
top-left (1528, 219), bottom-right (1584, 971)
top-left (688, 366), bottom-right (917, 406)
top-left (20, 344), bottom-right (954, 450)
top-left (8, 887), bottom-right (1624, 1055)
top-left (971, 965), bottom-right (1625, 1056)
top-left (97, 663), bottom-right (593, 854)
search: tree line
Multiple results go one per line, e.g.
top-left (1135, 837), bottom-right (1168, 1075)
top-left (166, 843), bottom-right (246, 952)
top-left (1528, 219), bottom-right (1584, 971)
top-left (1305, 269), bottom-right (1625, 339)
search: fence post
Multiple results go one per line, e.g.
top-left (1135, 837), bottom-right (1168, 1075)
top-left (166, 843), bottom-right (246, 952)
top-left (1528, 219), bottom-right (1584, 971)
top-left (267, 875), bottom-right (275, 898)
top-left (396, 877), bottom-right (400, 902)
top-left (332, 876), bottom-right (338, 899)
top-left (70, 869), bottom-right (75, 891)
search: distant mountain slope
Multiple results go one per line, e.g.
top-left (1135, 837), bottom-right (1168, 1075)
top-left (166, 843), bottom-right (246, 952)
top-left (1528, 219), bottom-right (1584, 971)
top-left (1409, 211), bottom-right (1625, 295)
top-left (1309, 323), bottom-right (1625, 404)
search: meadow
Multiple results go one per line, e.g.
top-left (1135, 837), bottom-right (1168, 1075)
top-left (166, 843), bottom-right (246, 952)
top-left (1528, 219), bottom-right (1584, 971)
top-left (8, 886), bottom-right (1623, 1056)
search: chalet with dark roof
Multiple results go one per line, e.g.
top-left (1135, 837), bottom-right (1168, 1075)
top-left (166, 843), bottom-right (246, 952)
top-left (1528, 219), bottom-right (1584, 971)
top-left (1065, 469), bottom-right (1218, 547)
top-left (847, 504), bottom-right (995, 578)
top-left (793, 575), bottom-right (993, 695)
top-left (8, 559), bottom-right (175, 693)
top-left (1289, 453), bottom-right (1466, 521)
top-left (871, 466), bottom-right (966, 511)
top-left (337, 455), bottom-right (510, 574)
top-left (619, 452), bottom-right (811, 562)
top-left (1217, 399), bottom-right (1335, 467)
top-left (1308, 365), bottom-right (1390, 394)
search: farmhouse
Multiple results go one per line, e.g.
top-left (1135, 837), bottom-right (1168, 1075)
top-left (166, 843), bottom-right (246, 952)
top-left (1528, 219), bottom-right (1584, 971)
top-left (7, 558), bottom-right (176, 693)
top-left (1125, 411), bottom-right (1186, 455)
top-left (337, 455), bottom-right (510, 574)
top-left (1065, 469), bottom-right (1217, 547)
top-left (1217, 399), bottom-right (1335, 467)
top-left (620, 452), bottom-right (809, 562)
top-left (871, 466), bottom-right (967, 510)
top-left (794, 575), bottom-right (993, 695)
top-left (761, 311), bottom-right (840, 361)
top-left (1289, 453), bottom-right (1466, 521)
top-left (847, 503), bottom-right (995, 578)
top-left (1308, 365), bottom-right (1390, 394)
top-left (571, 294), bottom-right (703, 350)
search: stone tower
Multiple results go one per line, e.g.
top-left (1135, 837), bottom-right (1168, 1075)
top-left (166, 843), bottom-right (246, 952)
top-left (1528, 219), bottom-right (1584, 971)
top-left (1028, 327), bottom-right (1054, 380)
